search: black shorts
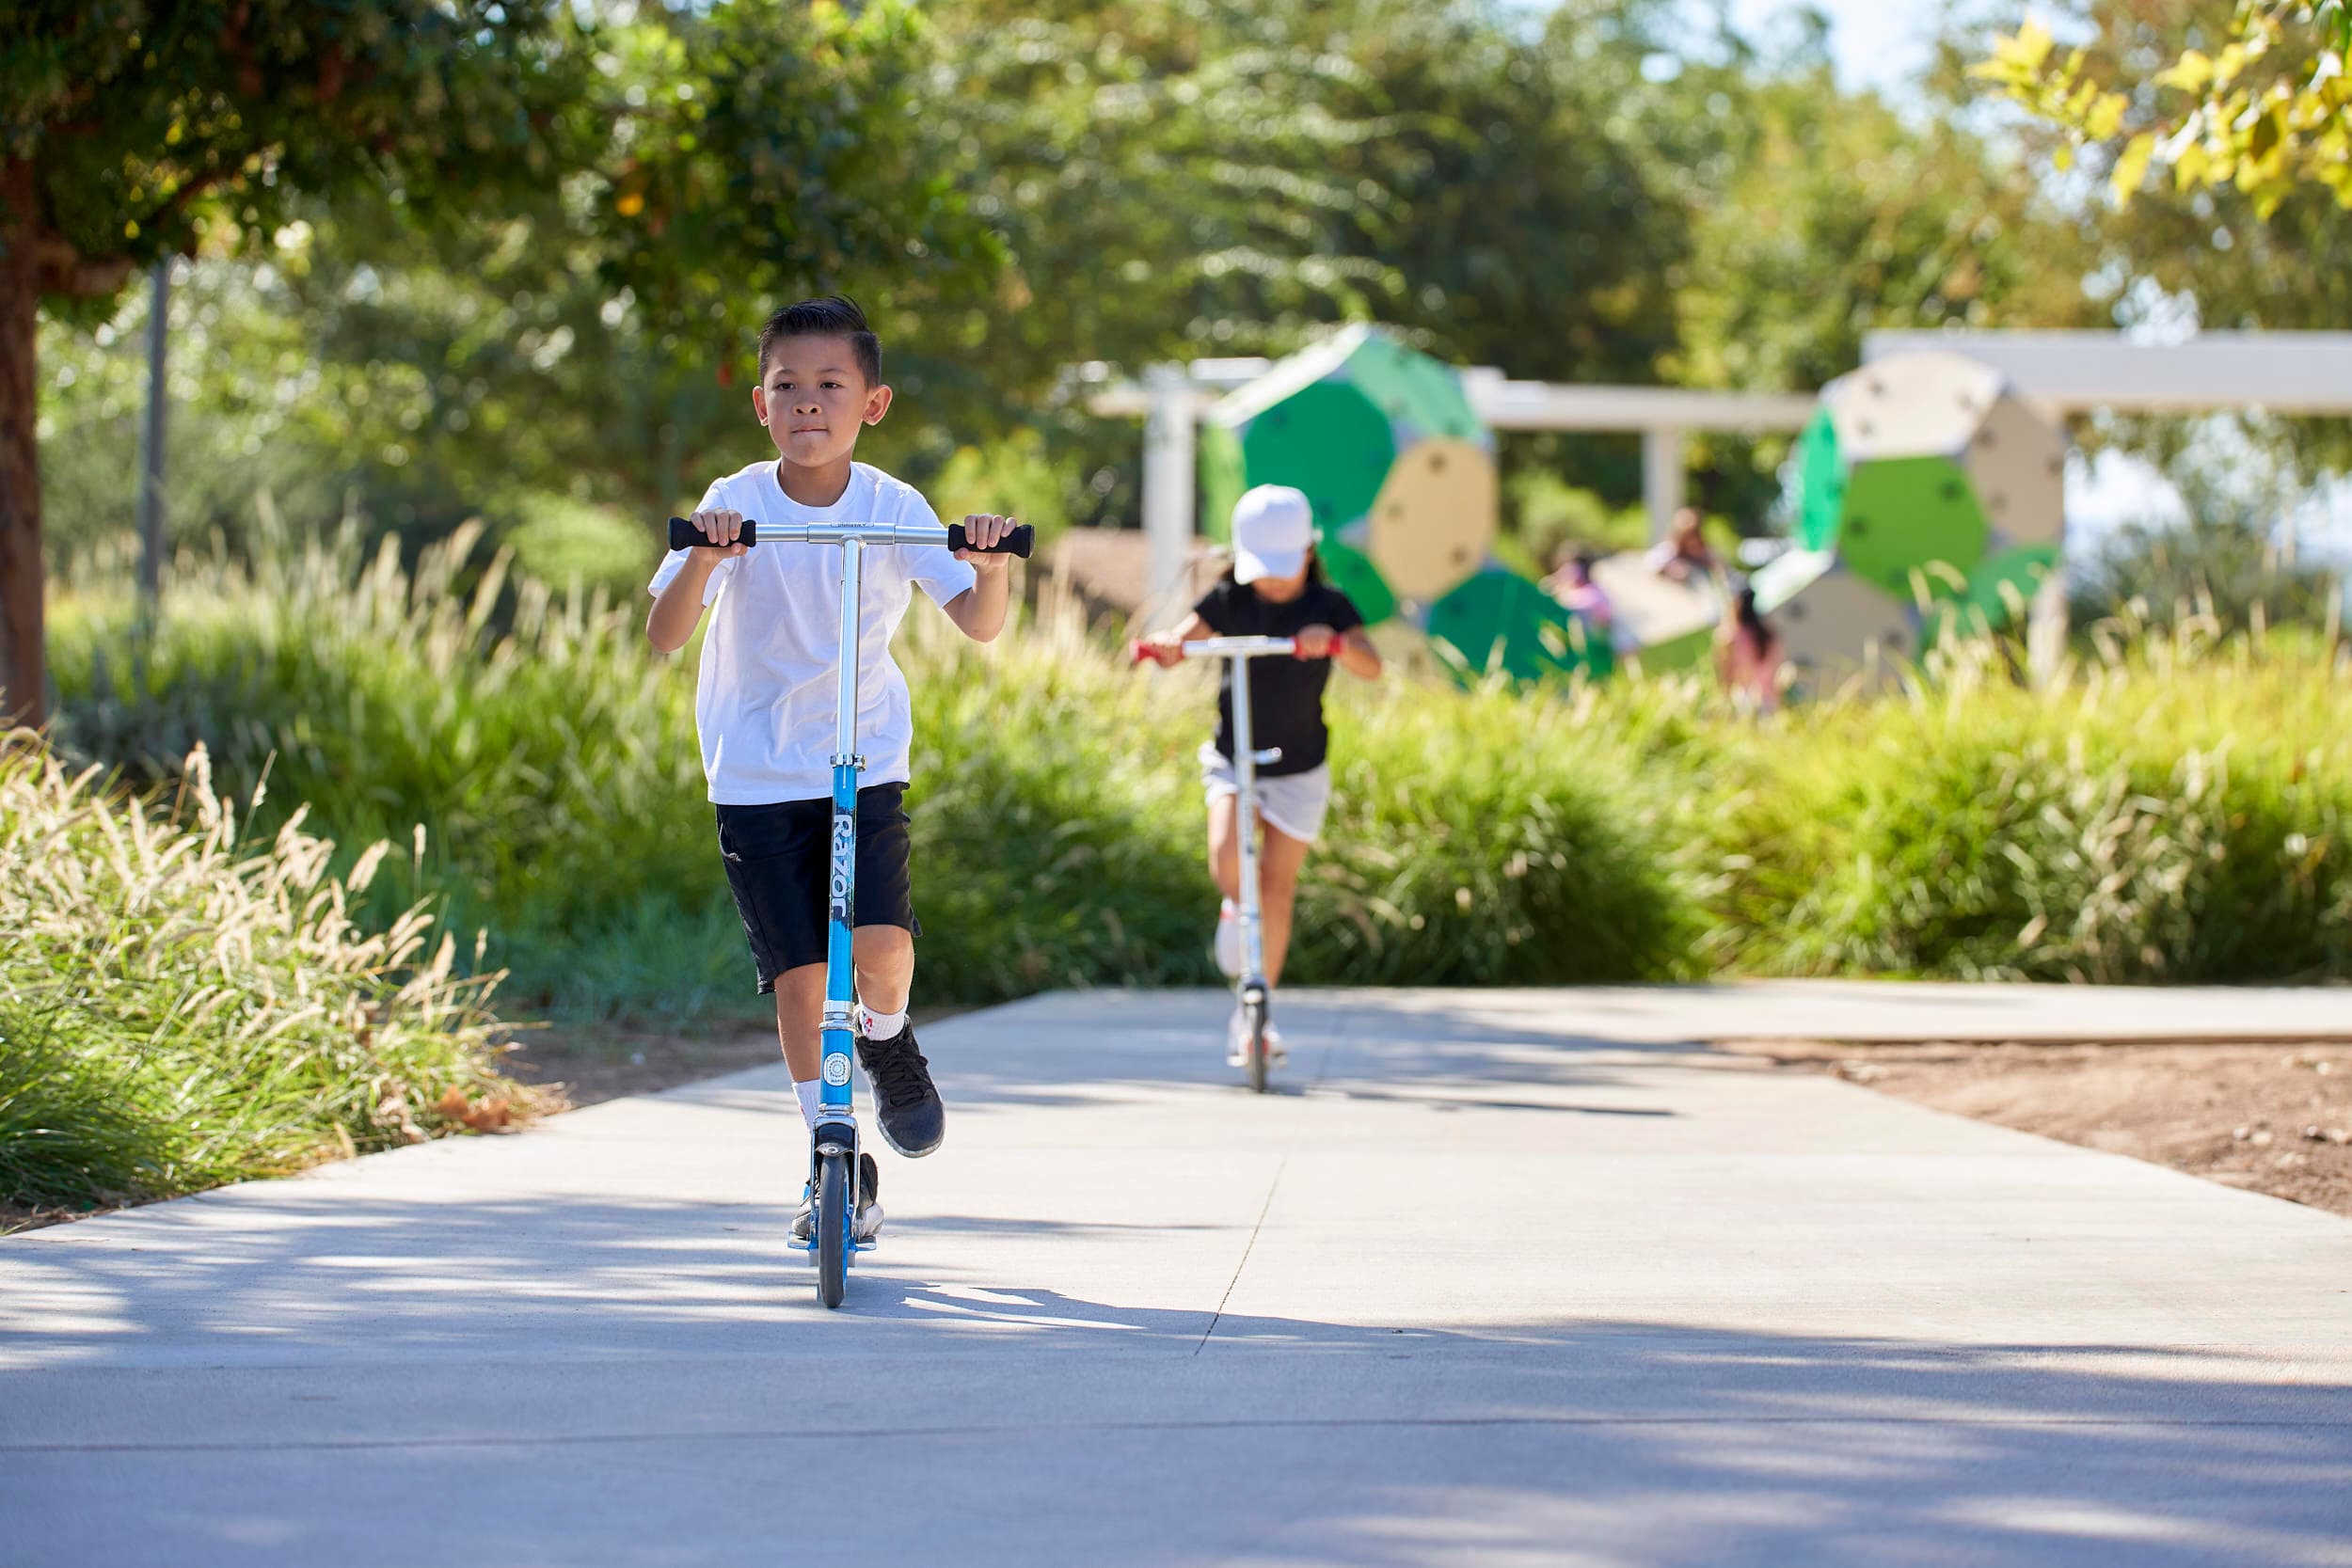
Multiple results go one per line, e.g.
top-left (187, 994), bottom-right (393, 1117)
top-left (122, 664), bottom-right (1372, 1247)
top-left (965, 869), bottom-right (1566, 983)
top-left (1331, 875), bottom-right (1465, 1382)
top-left (715, 784), bottom-right (918, 992)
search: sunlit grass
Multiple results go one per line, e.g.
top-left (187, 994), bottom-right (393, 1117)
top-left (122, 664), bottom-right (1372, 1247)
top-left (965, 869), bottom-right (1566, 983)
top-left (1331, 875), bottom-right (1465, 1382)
top-left (1, 736), bottom-right (530, 1213)
top-left (45, 531), bottom-right (2352, 1034)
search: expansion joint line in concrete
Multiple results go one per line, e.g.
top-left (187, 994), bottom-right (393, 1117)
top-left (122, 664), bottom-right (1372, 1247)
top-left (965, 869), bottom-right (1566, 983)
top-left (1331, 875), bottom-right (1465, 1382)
top-left (1198, 1154), bottom-right (1286, 1355)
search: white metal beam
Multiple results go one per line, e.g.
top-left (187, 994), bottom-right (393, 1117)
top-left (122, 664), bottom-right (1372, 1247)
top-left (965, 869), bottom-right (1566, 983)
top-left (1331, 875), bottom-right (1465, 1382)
top-left (1862, 331), bottom-right (2352, 416)
top-left (1459, 372), bottom-right (1816, 433)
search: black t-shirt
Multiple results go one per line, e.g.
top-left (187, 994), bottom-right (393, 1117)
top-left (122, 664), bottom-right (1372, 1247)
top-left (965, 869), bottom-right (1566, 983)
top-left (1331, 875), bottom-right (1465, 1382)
top-left (1192, 578), bottom-right (1365, 776)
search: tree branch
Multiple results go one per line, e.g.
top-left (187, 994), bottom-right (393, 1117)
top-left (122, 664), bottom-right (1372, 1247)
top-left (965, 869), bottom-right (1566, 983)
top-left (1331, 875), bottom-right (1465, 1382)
top-left (30, 230), bottom-right (134, 299)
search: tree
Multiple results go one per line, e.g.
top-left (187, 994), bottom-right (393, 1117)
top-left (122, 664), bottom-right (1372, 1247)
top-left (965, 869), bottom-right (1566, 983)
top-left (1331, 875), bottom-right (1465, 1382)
top-left (1663, 57), bottom-right (2098, 521)
top-left (8, 2), bottom-right (1010, 724)
top-left (1, 0), bottom-right (575, 728)
top-left (1973, 3), bottom-right (2352, 215)
top-left (1945, 0), bottom-right (2352, 478)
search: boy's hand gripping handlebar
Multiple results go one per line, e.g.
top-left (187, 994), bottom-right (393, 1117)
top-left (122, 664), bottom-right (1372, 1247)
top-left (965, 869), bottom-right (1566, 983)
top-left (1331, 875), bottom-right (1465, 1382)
top-left (668, 516), bottom-right (1035, 557)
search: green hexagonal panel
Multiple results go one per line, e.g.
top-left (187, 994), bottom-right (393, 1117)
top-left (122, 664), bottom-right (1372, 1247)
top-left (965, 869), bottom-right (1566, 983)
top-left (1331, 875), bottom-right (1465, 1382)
top-left (1316, 534), bottom-right (1398, 626)
top-left (1239, 381), bottom-right (1396, 535)
top-left (1927, 543), bottom-right (2058, 641)
top-left (1425, 568), bottom-right (1611, 686)
top-left (1199, 422), bottom-right (1247, 544)
top-left (1836, 456), bottom-right (1990, 602)
top-left (1792, 409), bottom-right (1847, 552)
top-left (1344, 331), bottom-right (1485, 443)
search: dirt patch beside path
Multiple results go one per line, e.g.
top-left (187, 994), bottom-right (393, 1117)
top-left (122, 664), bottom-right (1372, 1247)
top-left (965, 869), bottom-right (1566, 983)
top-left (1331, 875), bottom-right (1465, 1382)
top-left (1721, 1037), bottom-right (2352, 1218)
top-left (503, 1007), bottom-right (971, 1111)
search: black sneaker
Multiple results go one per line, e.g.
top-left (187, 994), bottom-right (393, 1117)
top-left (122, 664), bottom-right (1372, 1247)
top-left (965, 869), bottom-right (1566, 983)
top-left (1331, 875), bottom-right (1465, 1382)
top-left (857, 1022), bottom-right (946, 1158)
top-left (792, 1152), bottom-right (882, 1243)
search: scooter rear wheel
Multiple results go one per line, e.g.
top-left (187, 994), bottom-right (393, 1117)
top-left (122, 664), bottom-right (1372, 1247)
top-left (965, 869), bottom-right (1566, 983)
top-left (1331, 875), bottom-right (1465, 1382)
top-left (816, 1150), bottom-right (850, 1308)
top-left (1243, 992), bottom-right (1270, 1095)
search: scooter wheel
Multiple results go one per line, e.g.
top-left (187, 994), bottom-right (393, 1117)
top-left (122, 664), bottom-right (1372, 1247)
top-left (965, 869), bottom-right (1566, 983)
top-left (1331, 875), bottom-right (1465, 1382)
top-left (1243, 992), bottom-right (1270, 1095)
top-left (816, 1150), bottom-right (850, 1308)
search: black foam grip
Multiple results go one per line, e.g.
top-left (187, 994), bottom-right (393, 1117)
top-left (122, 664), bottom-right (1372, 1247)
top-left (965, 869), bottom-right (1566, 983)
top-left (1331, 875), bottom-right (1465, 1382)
top-left (669, 515), bottom-right (758, 551)
top-left (946, 521), bottom-right (1035, 560)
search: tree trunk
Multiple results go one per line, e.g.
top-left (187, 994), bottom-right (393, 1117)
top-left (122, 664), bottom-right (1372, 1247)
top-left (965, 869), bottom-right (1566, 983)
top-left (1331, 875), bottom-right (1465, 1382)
top-left (0, 158), bottom-right (45, 732)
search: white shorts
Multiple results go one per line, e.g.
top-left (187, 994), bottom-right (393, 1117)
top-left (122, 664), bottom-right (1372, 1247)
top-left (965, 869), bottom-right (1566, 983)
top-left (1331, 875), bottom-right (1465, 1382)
top-left (1200, 741), bottom-right (1333, 844)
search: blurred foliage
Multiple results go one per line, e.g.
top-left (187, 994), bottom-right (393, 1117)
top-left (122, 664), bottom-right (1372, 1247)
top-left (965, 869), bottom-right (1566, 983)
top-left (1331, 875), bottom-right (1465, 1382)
top-left (1, 0), bottom-right (575, 288)
top-left (2068, 460), bottom-right (2348, 637)
top-left (1973, 4), bottom-right (2351, 215)
top-left (1938, 0), bottom-right (2352, 483)
top-left (933, 432), bottom-right (1075, 551)
top-left (25, 0), bottom-right (2348, 610)
top-left (3, 0), bottom-right (587, 724)
top-left (1505, 472), bottom-right (1651, 568)
top-left (1661, 33), bottom-right (2097, 524)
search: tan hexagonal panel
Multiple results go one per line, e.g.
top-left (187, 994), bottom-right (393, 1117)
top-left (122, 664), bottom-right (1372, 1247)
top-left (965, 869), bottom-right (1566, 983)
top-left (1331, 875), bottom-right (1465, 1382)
top-left (1961, 393), bottom-right (2067, 546)
top-left (1768, 560), bottom-right (1918, 696)
top-left (1365, 438), bottom-right (1498, 604)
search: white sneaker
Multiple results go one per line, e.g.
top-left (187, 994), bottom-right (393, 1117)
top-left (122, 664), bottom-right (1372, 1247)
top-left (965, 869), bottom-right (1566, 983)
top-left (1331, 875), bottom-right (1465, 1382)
top-left (1213, 900), bottom-right (1242, 978)
top-left (1224, 1006), bottom-right (1287, 1069)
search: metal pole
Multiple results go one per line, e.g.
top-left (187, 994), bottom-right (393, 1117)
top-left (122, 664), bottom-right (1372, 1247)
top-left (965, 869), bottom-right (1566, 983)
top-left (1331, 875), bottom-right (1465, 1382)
top-left (1142, 364), bottom-right (1196, 619)
top-left (1642, 426), bottom-right (1685, 544)
top-left (136, 258), bottom-right (171, 618)
top-left (834, 538), bottom-right (863, 766)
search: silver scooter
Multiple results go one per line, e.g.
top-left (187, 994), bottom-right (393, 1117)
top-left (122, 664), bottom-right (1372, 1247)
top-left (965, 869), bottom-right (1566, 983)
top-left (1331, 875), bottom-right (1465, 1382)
top-left (1135, 633), bottom-right (1310, 1093)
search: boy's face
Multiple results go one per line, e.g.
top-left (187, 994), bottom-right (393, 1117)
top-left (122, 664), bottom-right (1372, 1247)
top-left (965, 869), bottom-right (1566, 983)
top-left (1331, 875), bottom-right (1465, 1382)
top-left (753, 334), bottom-right (891, 470)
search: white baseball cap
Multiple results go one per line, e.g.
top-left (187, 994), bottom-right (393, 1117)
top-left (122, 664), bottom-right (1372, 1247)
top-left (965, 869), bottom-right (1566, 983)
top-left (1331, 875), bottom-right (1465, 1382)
top-left (1231, 484), bottom-right (1315, 584)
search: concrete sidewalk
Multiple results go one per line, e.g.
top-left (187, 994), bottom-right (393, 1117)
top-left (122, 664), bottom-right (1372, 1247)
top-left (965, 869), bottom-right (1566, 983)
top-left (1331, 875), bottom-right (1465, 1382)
top-left (3, 985), bottom-right (2348, 1567)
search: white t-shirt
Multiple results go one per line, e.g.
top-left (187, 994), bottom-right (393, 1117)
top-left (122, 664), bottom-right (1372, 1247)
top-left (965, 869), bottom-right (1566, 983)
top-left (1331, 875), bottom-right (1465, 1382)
top-left (649, 460), bottom-right (976, 804)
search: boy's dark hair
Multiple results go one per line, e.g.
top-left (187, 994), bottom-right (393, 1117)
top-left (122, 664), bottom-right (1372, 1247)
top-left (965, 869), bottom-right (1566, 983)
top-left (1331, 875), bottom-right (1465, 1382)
top-left (756, 294), bottom-right (882, 386)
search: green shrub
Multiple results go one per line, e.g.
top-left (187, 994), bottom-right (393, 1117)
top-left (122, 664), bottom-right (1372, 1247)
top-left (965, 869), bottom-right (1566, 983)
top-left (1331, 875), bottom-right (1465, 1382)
top-left (501, 494), bottom-right (661, 605)
top-left (47, 531), bottom-right (2352, 1032)
top-left (1688, 634), bottom-right (2352, 984)
top-left (931, 430), bottom-right (1075, 550)
top-left (0, 738), bottom-right (524, 1212)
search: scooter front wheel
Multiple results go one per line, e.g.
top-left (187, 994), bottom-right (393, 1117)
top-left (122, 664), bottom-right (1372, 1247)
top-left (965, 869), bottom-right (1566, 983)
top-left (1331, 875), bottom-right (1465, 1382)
top-left (816, 1150), bottom-right (850, 1308)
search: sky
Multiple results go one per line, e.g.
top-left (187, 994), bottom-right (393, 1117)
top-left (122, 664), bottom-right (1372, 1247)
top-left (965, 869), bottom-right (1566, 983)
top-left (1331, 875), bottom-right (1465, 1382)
top-left (1724, 0), bottom-right (1942, 91)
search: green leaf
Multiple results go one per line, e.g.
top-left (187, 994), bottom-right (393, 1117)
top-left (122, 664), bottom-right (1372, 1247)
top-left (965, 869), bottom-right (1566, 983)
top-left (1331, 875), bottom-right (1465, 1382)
top-left (2154, 49), bottom-right (2215, 94)
top-left (2111, 131), bottom-right (2156, 200)
top-left (2249, 103), bottom-right (2284, 163)
top-left (2085, 90), bottom-right (2129, 140)
top-left (1999, 21), bottom-right (2058, 73)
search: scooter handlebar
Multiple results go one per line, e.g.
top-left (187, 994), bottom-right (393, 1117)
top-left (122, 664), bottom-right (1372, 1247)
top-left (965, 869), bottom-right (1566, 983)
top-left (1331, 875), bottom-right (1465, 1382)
top-left (671, 515), bottom-right (760, 551)
top-left (667, 516), bottom-right (1034, 559)
top-left (946, 520), bottom-right (1035, 559)
top-left (1132, 635), bottom-right (1323, 667)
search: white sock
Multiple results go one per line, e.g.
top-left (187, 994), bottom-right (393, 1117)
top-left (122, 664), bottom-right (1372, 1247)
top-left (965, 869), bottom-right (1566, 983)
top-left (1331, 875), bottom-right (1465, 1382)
top-left (794, 1079), bottom-right (821, 1129)
top-left (860, 1006), bottom-right (908, 1039)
